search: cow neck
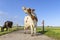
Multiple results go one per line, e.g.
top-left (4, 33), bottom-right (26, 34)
top-left (28, 13), bottom-right (35, 20)
top-left (27, 13), bottom-right (38, 22)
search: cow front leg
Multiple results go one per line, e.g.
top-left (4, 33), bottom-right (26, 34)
top-left (34, 27), bottom-right (36, 35)
top-left (6, 27), bottom-right (8, 31)
top-left (24, 27), bottom-right (26, 34)
top-left (31, 25), bottom-right (34, 36)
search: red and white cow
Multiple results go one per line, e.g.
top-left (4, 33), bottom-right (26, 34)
top-left (22, 7), bottom-right (38, 36)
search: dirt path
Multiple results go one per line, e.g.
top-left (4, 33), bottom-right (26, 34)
top-left (0, 30), bottom-right (55, 40)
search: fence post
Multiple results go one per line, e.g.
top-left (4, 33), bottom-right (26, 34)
top-left (42, 20), bottom-right (44, 33)
top-left (16, 24), bottom-right (18, 30)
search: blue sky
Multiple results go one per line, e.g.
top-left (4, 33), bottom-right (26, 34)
top-left (0, 0), bottom-right (60, 26)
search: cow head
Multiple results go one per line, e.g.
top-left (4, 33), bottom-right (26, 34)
top-left (22, 7), bottom-right (38, 22)
top-left (22, 7), bottom-right (35, 15)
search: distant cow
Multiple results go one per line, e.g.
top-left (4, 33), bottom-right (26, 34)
top-left (1, 21), bottom-right (13, 32)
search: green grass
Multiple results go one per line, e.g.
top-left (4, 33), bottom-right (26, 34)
top-left (36, 27), bottom-right (60, 40)
top-left (44, 27), bottom-right (60, 40)
top-left (0, 27), bottom-right (24, 36)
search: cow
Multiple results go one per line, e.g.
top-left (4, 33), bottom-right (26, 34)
top-left (22, 7), bottom-right (38, 36)
top-left (1, 21), bottom-right (13, 32)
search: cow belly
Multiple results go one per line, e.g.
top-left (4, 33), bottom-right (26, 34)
top-left (24, 16), bottom-right (37, 28)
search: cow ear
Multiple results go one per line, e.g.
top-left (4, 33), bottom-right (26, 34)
top-left (32, 9), bottom-right (35, 11)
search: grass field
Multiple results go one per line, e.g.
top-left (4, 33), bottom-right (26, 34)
top-left (44, 27), bottom-right (60, 40)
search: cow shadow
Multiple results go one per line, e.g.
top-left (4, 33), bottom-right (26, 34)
top-left (36, 31), bottom-right (48, 36)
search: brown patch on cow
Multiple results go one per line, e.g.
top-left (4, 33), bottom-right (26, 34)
top-left (26, 8), bottom-right (38, 21)
top-left (27, 8), bottom-right (31, 14)
top-left (31, 15), bottom-right (38, 22)
top-left (26, 20), bottom-right (27, 23)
